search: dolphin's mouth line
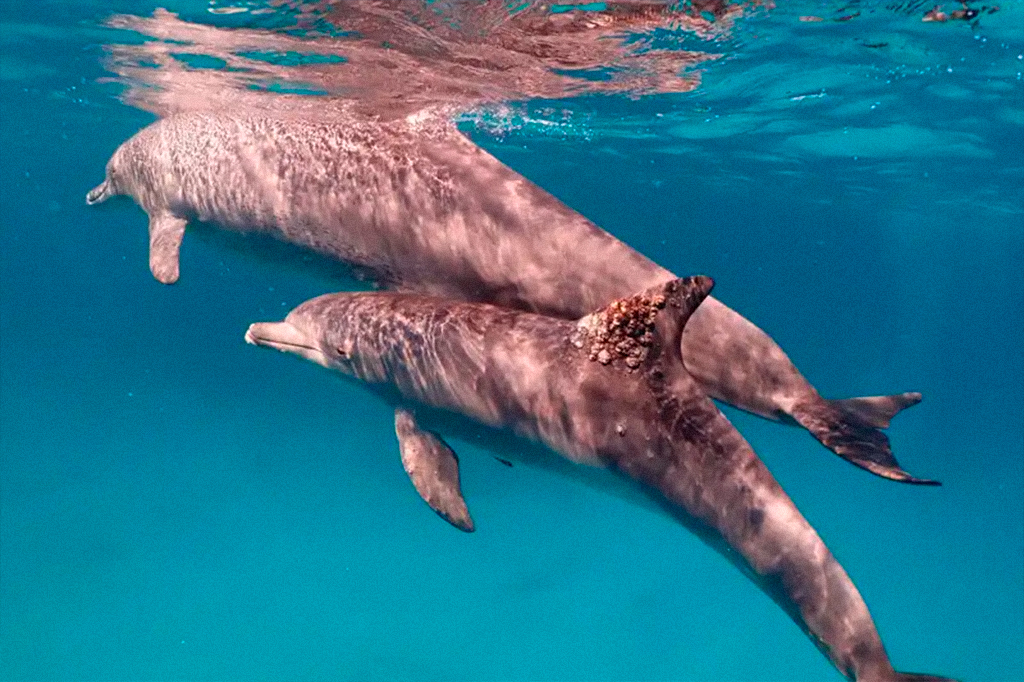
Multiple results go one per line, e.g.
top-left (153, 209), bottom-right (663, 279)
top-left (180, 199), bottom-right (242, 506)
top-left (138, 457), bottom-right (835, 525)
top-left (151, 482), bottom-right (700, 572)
top-left (244, 323), bottom-right (327, 365)
top-left (244, 331), bottom-right (316, 352)
top-left (86, 180), bottom-right (111, 206)
top-left (248, 336), bottom-right (318, 353)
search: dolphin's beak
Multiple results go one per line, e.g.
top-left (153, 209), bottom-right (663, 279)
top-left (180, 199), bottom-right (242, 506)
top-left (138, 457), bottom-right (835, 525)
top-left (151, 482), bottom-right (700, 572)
top-left (245, 321), bottom-right (329, 367)
top-left (86, 180), bottom-right (112, 205)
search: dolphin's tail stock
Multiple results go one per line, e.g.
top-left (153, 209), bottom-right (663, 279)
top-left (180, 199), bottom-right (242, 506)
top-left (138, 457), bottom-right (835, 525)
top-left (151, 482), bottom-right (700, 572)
top-left (789, 391), bottom-right (939, 485)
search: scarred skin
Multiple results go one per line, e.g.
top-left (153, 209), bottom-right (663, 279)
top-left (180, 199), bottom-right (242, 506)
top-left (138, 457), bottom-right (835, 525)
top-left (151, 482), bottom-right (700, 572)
top-left (244, 277), bottom-right (954, 682)
top-left (87, 111), bottom-right (932, 483)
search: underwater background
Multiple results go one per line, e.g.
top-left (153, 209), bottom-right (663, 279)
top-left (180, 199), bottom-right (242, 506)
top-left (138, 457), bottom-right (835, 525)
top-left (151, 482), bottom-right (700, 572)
top-left (1, 0), bottom-right (1022, 680)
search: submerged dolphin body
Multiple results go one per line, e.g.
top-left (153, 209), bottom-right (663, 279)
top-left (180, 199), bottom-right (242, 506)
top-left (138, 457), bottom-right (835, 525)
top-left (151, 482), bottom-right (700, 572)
top-left (88, 111), bottom-right (932, 484)
top-left (245, 277), bottom-right (954, 682)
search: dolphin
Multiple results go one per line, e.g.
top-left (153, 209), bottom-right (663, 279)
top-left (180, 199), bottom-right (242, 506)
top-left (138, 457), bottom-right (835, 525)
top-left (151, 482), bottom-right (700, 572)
top-left (87, 111), bottom-right (932, 484)
top-left (244, 276), bottom-right (954, 682)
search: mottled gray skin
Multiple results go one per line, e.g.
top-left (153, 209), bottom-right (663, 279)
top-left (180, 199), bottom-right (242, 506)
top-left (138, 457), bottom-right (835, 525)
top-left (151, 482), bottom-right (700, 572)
top-left (87, 111), bottom-right (931, 483)
top-left (245, 277), bottom-right (952, 682)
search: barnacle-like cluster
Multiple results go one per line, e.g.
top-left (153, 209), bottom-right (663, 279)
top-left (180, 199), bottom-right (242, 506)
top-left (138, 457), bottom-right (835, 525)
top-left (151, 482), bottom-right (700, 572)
top-left (571, 292), bottom-right (666, 370)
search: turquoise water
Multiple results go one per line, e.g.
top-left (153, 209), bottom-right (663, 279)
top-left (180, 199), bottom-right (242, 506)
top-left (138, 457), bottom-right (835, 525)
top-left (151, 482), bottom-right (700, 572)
top-left (1, 1), bottom-right (1022, 680)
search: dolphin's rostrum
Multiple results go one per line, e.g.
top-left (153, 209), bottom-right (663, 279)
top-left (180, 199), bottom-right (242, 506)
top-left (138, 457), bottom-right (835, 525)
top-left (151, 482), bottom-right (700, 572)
top-left (245, 277), bottom-right (955, 682)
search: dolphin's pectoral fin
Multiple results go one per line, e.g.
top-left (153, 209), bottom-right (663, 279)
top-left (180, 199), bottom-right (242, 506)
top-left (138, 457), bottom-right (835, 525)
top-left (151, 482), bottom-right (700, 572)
top-left (148, 213), bottom-right (187, 285)
top-left (394, 408), bottom-right (475, 532)
top-left (791, 399), bottom-right (940, 485)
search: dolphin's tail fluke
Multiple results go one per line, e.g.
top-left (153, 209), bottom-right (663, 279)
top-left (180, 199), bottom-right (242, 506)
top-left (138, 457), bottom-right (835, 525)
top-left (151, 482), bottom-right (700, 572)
top-left (790, 393), bottom-right (939, 486)
top-left (833, 391), bottom-right (922, 429)
top-left (893, 672), bottom-right (960, 682)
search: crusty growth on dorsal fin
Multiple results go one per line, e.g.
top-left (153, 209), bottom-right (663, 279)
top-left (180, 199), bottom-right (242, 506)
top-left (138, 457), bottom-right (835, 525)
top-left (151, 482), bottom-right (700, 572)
top-left (570, 289), bottom-right (666, 370)
top-left (571, 276), bottom-right (714, 371)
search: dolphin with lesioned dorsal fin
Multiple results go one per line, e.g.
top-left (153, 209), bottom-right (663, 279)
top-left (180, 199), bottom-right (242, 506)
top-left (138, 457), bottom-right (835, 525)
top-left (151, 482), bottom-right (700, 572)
top-left (244, 276), bottom-right (955, 682)
top-left (87, 110), bottom-right (933, 485)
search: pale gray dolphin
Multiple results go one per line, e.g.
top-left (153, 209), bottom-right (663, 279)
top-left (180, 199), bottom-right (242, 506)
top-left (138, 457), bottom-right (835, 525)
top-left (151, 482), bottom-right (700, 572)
top-left (244, 276), bottom-right (954, 682)
top-left (87, 111), bottom-right (932, 484)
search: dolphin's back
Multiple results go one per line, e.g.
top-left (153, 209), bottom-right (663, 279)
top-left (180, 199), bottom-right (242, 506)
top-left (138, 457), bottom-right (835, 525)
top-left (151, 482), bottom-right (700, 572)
top-left (311, 291), bottom-right (619, 464)
top-left (130, 112), bottom-right (670, 307)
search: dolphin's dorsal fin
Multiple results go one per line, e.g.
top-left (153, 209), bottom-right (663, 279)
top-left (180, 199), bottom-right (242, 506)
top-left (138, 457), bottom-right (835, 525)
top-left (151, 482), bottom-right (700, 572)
top-left (572, 276), bottom-right (714, 372)
top-left (394, 408), bottom-right (475, 532)
top-left (650, 276), bottom-right (716, 356)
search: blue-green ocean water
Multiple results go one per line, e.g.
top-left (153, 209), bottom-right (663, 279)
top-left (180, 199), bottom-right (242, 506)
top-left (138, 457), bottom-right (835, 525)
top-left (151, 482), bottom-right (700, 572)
top-left (1, 1), bottom-right (1022, 680)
